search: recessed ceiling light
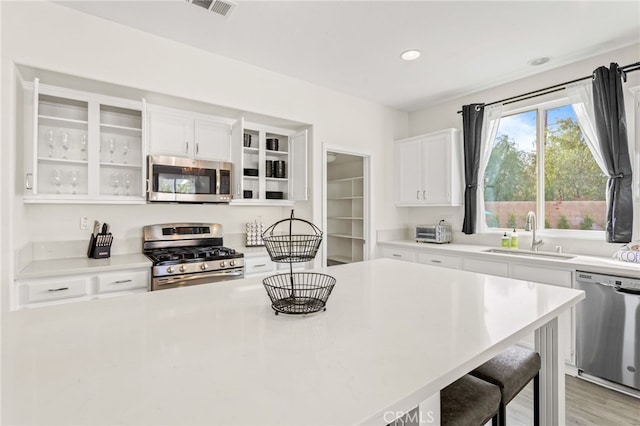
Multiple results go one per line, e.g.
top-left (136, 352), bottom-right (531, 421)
top-left (529, 57), bottom-right (550, 66)
top-left (401, 49), bottom-right (421, 61)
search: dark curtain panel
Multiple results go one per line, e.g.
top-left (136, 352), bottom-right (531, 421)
top-left (462, 104), bottom-right (485, 234)
top-left (593, 63), bottom-right (633, 243)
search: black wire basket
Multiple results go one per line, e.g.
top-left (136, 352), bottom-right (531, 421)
top-left (262, 272), bottom-right (336, 315)
top-left (262, 211), bottom-right (323, 263)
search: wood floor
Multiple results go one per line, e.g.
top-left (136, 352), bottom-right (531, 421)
top-left (508, 375), bottom-right (640, 426)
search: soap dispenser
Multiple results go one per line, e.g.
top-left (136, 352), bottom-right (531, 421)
top-left (510, 228), bottom-right (519, 249)
top-left (501, 232), bottom-right (510, 248)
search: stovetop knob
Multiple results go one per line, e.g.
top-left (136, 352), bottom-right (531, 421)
top-left (201, 263), bottom-right (208, 270)
top-left (179, 265), bottom-right (187, 273)
top-left (167, 266), bottom-right (175, 274)
top-left (220, 261), bottom-right (226, 268)
top-left (230, 260), bottom-right (236, 267)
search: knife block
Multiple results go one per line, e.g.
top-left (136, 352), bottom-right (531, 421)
top-left (87, 233), bottom-right (113, 259)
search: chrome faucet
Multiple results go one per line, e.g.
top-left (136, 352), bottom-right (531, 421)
top-left (524, 211), bottom-right (544, 252)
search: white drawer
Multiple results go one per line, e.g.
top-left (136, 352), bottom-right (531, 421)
top-left (97, 269), bottom-right (149, 293)
top-left (461, 258), bottom-right (509, 277)
top-left (22, 276), bottom-right (90, 304)
top-left (381, 247), bottom-right (417, 262)
top-left (244, 256), bottom-right (276, 276)
top-left (417, 252), bottom-right (459, 269)
top-left (510, 264), bottom-right (572, 287)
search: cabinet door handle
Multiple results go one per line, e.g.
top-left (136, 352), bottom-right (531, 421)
top-left (392, 254), bottom-right (402, 258)
top-left (47, 287), bottom-right (69, 292)
top-left (416, 190), bottom-right (420, 199)
top-left (25, 173), bottom-right (33, 190)
top-left (113, 280), bottom-right (132, 284)
top-left (430, 260), bottom-right (442, 264)
top-left (196, 143), bottom-right (199, 155)
top-left (186, 141), bottom-right (189, 153)
top-left (423, 190), bottom-right (426, 199)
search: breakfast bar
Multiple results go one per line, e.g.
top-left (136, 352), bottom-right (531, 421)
top-left (1, 259), bottom-right (584, 425)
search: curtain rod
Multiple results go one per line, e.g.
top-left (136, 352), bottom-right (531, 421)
top-left (456, 61), bottom-right (640, 114)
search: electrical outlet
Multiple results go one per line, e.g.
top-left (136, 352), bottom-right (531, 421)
top-left (80, 216), bottom-right (89, 231)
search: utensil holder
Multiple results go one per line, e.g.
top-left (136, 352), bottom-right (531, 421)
top-left (87, 233), bottom-right (113, 259)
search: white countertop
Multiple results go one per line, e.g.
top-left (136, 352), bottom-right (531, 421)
top-left (16, 248), bottom-right (268, 280)
top-left (15, 253), bottom-right (153, 280)
top-left (2, 259), bottom-right (583, 425)
top-left (379, 240), bottom-right (640, 277)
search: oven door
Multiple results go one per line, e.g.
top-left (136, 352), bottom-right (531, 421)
top-left (148, 155), bottom-right (232, 203)
top-left (152, 268), bottom-right (244, 291)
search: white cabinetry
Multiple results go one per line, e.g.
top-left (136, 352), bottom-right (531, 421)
top-left (230, 118), bottom-right (308, 205)
top-left (22, 79), bottom-right (146, 203)
top-left (461, 257), bottom-right (509, 277)
top-left (147, 105), bottom-right (233, 161)
top-left (380, 247), bottom-right (417, 262)
top-left (509, 264), bottom-right (575, 364)
top-left (244, 255), bottom-right (277, 277)
top-left (15, 268), bottom-right (149, 309)
top-left (394, 128), bottom-right (462, 206)
top-left (417, 252), bottom-right (459, 269)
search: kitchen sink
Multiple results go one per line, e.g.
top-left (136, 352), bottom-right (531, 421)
top-left (483, 248), bottom-right (576, 260)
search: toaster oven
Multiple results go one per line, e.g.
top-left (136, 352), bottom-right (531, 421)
top-left (416, 222), bottom-right (452, 244)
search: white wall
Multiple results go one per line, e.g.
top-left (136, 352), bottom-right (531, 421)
top-left (0, 1), bottom-right (409, 311)
top-left (405, 43), bottom-right (640, 257)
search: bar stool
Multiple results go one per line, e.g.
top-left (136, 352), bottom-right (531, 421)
top-left (441, 374), bottom-right (501, 426)
top-left (470, 346), bottom-right (541, 426)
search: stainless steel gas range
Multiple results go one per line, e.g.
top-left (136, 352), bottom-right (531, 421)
top-left (143, 223), bottom-right (244, 291)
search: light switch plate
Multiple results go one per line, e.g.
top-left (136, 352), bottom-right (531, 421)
top-left (80, 216), bottom-right (89, 230)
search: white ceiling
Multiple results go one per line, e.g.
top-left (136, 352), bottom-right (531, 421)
top-left (58, 1), bottom-right (640, 112)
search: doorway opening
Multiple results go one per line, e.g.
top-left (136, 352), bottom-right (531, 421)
top-left (323, 148), bottom-right (370, 266)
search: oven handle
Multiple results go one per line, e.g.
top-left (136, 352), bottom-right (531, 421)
top-left (157, 269), bottom-right (244, 284)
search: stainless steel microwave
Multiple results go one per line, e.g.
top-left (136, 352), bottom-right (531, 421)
top-left (147, 155), bottom-right (232, 203)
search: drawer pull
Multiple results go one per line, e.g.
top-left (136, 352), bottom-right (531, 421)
top-left (431, 260), bottom-right (442, 264)
top-left (392, 254), bottom-right (402, 257)
top-left (253, 264), bottom-right (267, 268)
top-left (47, 287), bottom-right (69, 292)
top-left (113, 279), bottom-right (133, 284)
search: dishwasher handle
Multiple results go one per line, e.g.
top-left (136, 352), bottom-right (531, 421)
top-left (614, 286), bottom-right (640, 295)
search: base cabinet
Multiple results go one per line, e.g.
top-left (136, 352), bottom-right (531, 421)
top-left (379, 244), bottom-right (576, 365)
top-left (15, 268), bottom-right (149, 310)
top-left (417, 252), bottom-right (459, 269)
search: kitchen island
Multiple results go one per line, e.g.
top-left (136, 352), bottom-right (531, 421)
top-left (1, 259), bottom-right (584, 425)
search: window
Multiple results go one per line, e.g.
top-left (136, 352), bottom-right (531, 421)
top-left (484, 102), bottom-right (607, 232)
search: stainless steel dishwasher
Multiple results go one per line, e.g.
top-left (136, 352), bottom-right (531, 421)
top-left (575, 271), bottom-right (640, 396)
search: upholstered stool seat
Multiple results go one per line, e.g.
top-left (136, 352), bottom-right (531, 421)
top-left (441, 374), bottom-right (501, 426)
top-left (470, 346), bottom-right (541, 426)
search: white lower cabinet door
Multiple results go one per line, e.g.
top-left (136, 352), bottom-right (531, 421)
top-left (509, 264), bottom-right (574, 365)
top-left (18, 275), bottom-right (92, 308)
top-left (97, 269), bottom-right (149, 294)
top-left (380, 247), bottom-right (417, 263)
top-left (417, 252), bottom-right (459, 269)
top-left (461, 258), bottom-right (509, 277)
top-left (244, 256), bottom-right (277, 277)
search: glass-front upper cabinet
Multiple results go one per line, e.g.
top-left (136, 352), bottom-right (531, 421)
top-left (230, 118), bottom-right (308, 205)
top-left (22, 78), bottom-right (146, 203)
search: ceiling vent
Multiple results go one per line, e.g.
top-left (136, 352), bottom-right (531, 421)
top-left (186, 0), bottom-right (237, 18)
